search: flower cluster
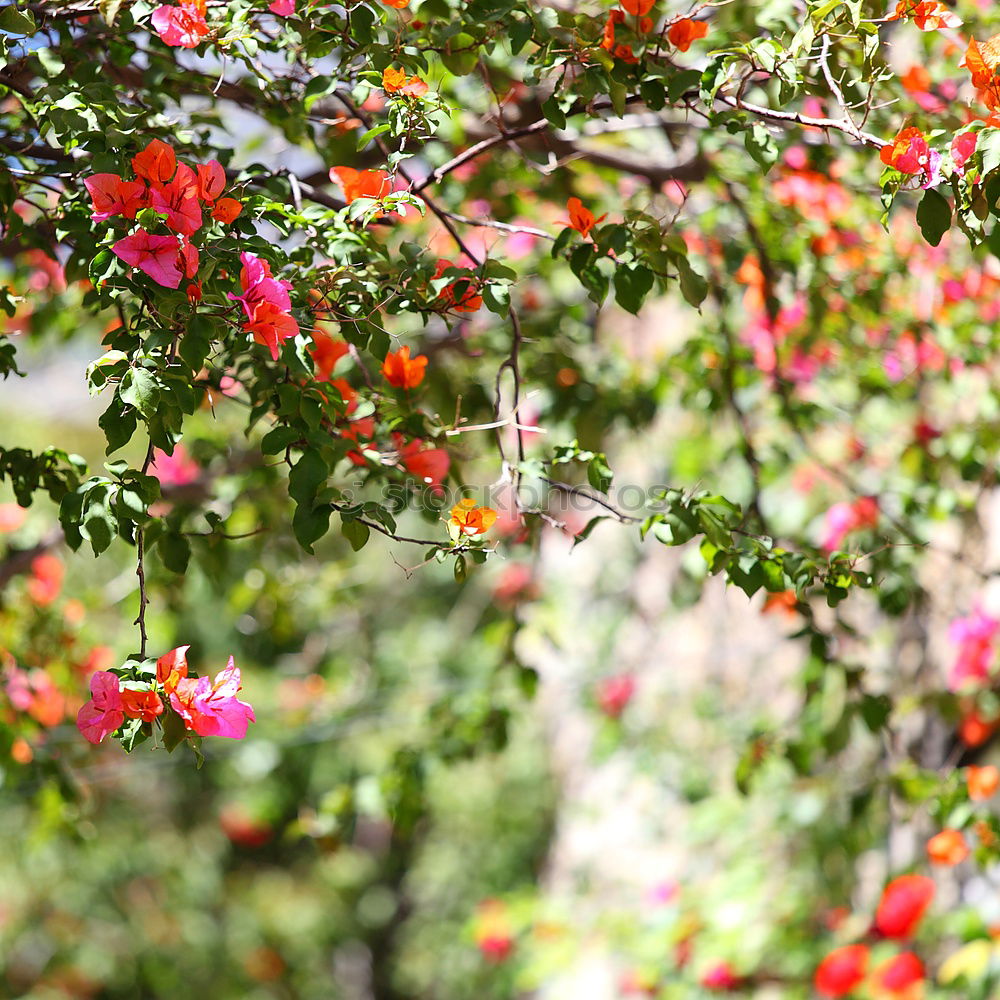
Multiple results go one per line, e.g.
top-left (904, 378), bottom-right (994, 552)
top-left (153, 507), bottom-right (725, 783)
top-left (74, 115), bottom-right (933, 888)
top-left (814, 876), bottom-right (934, 997)
top-left (229, 251), bottom-right (300, 361)
top-left (598, 1), bottom-right (707, 64)
top-left (77, 646), bottom-right (255, 746)
top-left (87, 138), bottom-right (242, 291)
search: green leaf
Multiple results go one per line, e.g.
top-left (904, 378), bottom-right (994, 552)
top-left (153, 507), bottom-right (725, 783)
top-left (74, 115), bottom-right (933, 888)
top-left (288, 450), bottom-right (328, 506)
top-left (916, 188), bottom-right (951, 247)
top-left (0, 6), bottom-right (36, 35)
top-left (119, 368), bottom-right (160, 419)
top-left (744, 123), bottom-right (779, 173)
top-left (341, 516), bottom-right (370, 551)
top-left (159, 531), bottom-right (190, 574)
top-left (613, 264), bottom-right (653, 315)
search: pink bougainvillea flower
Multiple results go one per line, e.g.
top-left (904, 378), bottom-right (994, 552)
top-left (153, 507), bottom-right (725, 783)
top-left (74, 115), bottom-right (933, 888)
top-left (228, 251), bottom-right (293, 317)
top-left (596, 673), bottom-right (636, 718)
top-left (952, 131), bottom-right (978, 175)
top-left (77, 670), bottom-right (124, 745)
top-left (700, 962), bottom-right (742, 991)
top-left (819, 496), bottom-right (879, 552)
top-left (149, 163), bottom-right (202, 235)
top-left (179, 237), bottom-right (199, 279)
top-left (113, 229), bottom-right (184, 289)
top-left (84, 173), bottom-right (147, 222)
top-left (151, 0), bottom-right (209, 48)
top-left (875, 875), bottom-right (934, 939)
top-left (149, 443), bottom-right (200, 488)
top-left (947, 605), bottom-right (1000, 690)
top-left (131, 138), bottom-right (177, 184)
top-left (245, 300), bottom-right (300, 360)
top-left (0, 504), bottom-right (27, 533)
top-left (169, 656), bottom-right (255, 739)
top-left (269, 0), bottom-right (295, 13)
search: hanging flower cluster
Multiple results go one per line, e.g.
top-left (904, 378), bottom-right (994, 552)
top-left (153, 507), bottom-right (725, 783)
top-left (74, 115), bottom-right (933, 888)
top-left (77, 646), bottom-right (255, 745)
top-left (86, 138), bottom-right (242, 291)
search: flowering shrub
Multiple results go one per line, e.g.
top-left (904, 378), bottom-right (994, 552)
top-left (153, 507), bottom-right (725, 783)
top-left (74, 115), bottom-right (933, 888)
top-left (8, 0), bottom-right (1000, 994)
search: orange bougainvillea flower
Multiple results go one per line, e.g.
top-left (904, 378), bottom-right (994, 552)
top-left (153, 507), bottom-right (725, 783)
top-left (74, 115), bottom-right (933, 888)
top-left (668, 17), bottom-right (708, 51)
top-left (967, 764), bottom-right (1000, 801)
top-left (311, 330), bottom-right (350, 382)
top-left (132, 138), bottom-right (177, 185)
top-left (613, 43), bottom-right (638, 63)
top-left (157, 644), bottom-right (190, 695)
top-left (380, 0), bottom-right (409, 7)
top-left (927, 828), bottom-right (970, 866)
top-left (382, 66), bottom-right (429, 96)
top-left (121, 688), bottom-right (165, 723)
top-left (450, 498), bottom-right (498, 536)
top-left (620, 0), bottom-right (653, 15)
top-left (888, 0), bottom-right (961, 30)
top-left (875, 875), bottom-right (934, 939)
top-left (564, 197), bottom-right (607, 239)
top-left (433, 259), bottom-right (482, 313)
top-left (330, 166), bottom-right (392, 204)
top-left (382, 346), bottom-right (428, 389)
top-left (211, 197), bottom-right (243, 223)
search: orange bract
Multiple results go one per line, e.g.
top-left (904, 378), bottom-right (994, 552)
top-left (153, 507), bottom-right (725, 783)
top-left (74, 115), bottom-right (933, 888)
top-left (967, 764), bottom-right (1000, 801)
top-left (382, 66), bottom-right (429, 97)
top-left (450, 499), bottom-right (498, 536)
top-left (926, 828), bottom-right (969, 866)
top-left (330, 166), bottom-right (392, 203)
top-left (132, 138), bottom-right (176, 184)
top-left (668, 17), bottom-right (708, 52)
top-left (382, 345), bottom-right (428, 389)
top-left (620, 0), bottom-right (653, 15)
top-left (565, 197), bottom-right (606, 238)
top-left (889, 0), bottom-right (961, 30)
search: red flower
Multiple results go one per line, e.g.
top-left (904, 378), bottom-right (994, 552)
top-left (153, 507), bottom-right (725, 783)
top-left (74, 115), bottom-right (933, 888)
top-left (149, 162), bottom-right (202, 235)
top-left (382, 346), bottom-right (428, 389)
top-left (396, 435), bottom-right (450, 490)
top-left (814, 944), bottom-right (868, 997)
top-left (620, 0), bottom-right (653, 14)
top-left (700, 962), bottom-right (741, 991)
top-left (873, 952), bottom-right (924, 995)
top-left (84, 173), bottom-right (147, 222)
top-left (668, 17), bottom-right (708, 51)
top-left (875, 875), bottom-right (934, 939)
top-left (879, 127), bottom-right (931, 175)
